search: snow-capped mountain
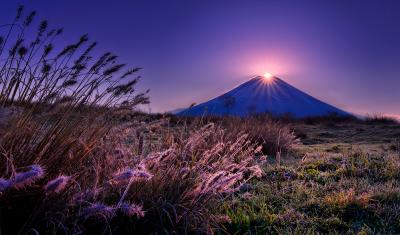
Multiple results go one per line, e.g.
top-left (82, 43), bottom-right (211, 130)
top-left (178, 76), bottom-right (350, 118)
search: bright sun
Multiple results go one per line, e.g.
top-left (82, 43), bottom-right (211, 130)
top-left (263, 72), bottom-right (273, 81)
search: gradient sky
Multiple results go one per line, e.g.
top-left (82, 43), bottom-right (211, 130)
top-left (2, 0), bottom-right (400, 116)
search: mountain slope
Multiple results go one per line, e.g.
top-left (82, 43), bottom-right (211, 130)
top-left (178, 76), bottom-right (350, 118)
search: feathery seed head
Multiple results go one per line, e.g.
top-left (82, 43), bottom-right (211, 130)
top-left (248, 165), bottom-right (263, 178)
top-left (42, 63), bottom-right (51, 73)
top-left (56, 28), bottom-right (63, 35)
top-left (215, 173), bottom-right (243, 193)
top-left (111, 169), bottom-right (134, 184)
top-left (255, 145), bottom-right (263, 153)
top-left (120, 68), bottom-right (141, 79)
top-left (119, 203), bottom-right (145, 218)
top-left (103, 64), bottom-right (125, 76)
top-left (133, 170), bottom-right (153, 181)
top-left (44, 44), bottom-right (53, 56)
top-left (111, 168), bottom-right (153, 184)
top-left (11, 164), bottom-right (45, 189)
top-left (82, 203), bottom-right (115, 219)
top-left (15, 5), bottom-right (24, 20)
top-left (62, 79), bottom-right (78, 87)
top-left (23, 11), bottom-right (36, 27)
top-left (38, 20), bottom-right (48, 36)
top-left (18, 46), bottom-right (28, 57)
top-left (9, 39), bottom-right (24, 56)
top-left (44, 175), bottom-right (70, 195)
top-left (0, 178), bottom-right (10, 193)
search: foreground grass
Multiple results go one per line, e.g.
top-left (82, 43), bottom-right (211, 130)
top-left (1, 109), bottom-right (399, 234)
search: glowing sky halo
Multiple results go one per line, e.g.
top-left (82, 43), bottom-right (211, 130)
top-left (263, 72), bottom-right (273, 82)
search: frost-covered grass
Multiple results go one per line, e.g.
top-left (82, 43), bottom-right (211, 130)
top-left (219, 121), bottom-right (400, 234)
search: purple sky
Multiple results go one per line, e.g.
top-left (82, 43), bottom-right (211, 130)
top-left (2, 1), bottom-right (400, 116)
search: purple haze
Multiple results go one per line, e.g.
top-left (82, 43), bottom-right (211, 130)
top-left (2, 0), bottom-right (400, 117)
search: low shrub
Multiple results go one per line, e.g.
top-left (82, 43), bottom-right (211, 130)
top-left (365, 113), bottom-right (399, 124)
top-left (222, 116), bottom-right (300, 155)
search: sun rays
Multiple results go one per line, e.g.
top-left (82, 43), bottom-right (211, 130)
top-left (263, 72), bottom-right (273, 82)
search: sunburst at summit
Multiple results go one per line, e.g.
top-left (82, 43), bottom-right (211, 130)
top-left (263, 72), bottom-right (273, 82)
top-left (178, 76), bottom-right (350, 117)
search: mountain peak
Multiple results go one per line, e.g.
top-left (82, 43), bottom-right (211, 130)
top-left (178, 76), bottom-right (350, 118)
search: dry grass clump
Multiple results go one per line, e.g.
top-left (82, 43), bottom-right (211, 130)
top-left (0, 120), bottom-right (262, 234)
top-left (365, 113), bottom-right (399, 124)
top-left (222, 116), bottom-right (300, 155)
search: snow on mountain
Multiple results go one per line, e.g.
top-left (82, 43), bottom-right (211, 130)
top-left (178, 76), bottom-right (351, 118)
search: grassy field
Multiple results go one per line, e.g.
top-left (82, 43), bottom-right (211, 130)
top-left (222, 119), bottom-right (400, 234)
top-left (1, 106), bottom-right (400, 234)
